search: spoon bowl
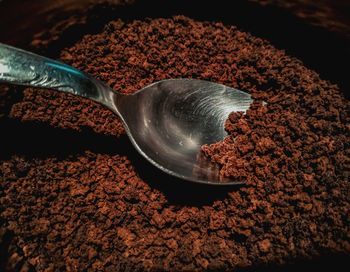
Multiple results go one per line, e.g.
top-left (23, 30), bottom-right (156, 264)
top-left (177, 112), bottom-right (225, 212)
top-left (0, 43), bottom-right (252, 185)
top-left (115, 79), bottom-right (252, 184)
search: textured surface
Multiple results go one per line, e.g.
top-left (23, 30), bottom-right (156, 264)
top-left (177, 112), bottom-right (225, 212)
top-left (1, 16), bottom-right (350, 271)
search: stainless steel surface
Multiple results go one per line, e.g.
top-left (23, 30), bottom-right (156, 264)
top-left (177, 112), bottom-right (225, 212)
top-left (0, 43), bottom-right (253, 185)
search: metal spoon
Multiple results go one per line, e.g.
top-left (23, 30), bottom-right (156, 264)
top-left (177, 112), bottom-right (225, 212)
top-left (0, 43), bottom-right (252, 185)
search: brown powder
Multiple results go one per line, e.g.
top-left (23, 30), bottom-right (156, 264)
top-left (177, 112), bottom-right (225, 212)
top-left (1, 16), bottom-right (350, 271)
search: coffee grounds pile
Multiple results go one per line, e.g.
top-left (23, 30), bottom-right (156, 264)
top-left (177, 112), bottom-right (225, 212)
top-left (1, 16), bottom-right (350, 271)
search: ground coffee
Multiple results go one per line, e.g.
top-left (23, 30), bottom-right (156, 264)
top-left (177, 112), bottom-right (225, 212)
top-left (1, 16), bottom-right (349, 271)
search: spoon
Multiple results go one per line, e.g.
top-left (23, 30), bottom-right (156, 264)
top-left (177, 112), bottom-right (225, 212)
top-left (0, 43), bottom-right (253, 185)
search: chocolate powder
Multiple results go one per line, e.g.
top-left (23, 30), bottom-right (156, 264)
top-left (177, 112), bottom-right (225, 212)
top-left (1, 16), bottom-right (350, 271)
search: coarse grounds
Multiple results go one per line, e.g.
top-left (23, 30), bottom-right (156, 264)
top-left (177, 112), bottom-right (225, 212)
top-left (1, 16), bottom-right (350, 271)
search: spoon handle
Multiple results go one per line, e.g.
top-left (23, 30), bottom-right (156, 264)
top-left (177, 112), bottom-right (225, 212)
top-left (0, 43), bottom-right (115, 109)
